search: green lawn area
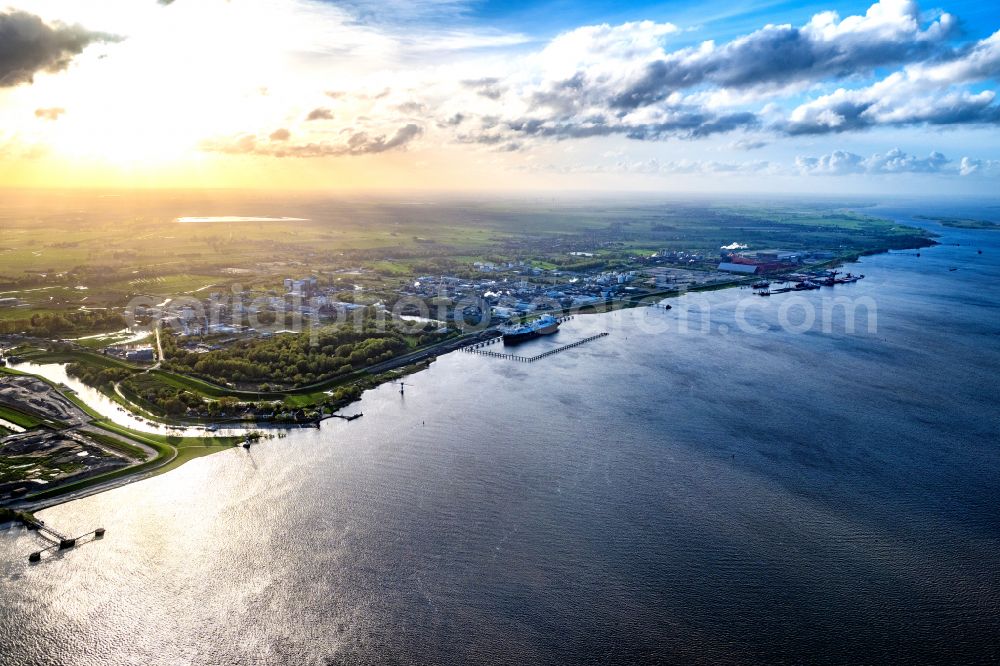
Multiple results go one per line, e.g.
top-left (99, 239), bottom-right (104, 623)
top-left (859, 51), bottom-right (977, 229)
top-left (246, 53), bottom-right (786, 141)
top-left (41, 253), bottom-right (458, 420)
top-left (0, 404), bottom-right (44, 429)
top-left (282, 393), bottom-right (325, 408)
top-left (84, 429), bottom-right (153, 460)
top-left (91, 420), bottom-right (244, 476)
top-left (17, 348), bottom-right (141, 371)
top-left (368, 260), bottom-right (413, 276)
top-left (148, 369), bottom-right (277, 399)
top-left (154, 443), bottom-right (239, 475)
top-left (0, 306), bottom-right (60, 323)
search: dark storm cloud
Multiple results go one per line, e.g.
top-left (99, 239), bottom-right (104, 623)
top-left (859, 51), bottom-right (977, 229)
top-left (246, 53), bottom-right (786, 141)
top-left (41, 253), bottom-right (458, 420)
top-left (0, 10), bottom-right (119, 87)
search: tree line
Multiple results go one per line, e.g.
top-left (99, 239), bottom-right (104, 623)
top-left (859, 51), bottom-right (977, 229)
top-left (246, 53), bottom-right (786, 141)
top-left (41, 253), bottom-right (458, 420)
top-left (160, 324), bottom-right (444, 388)
top-left (0, 311), bottom-right (127, 336)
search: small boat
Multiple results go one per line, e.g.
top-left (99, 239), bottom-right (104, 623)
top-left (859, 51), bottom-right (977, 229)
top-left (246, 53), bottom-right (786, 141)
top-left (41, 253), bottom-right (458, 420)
top-left (948, 267), bottom-right (958, 271)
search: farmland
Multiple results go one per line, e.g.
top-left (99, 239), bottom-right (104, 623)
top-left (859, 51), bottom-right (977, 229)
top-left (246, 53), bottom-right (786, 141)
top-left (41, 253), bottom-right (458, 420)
top-left (1, 191), bottom-right (931, 306)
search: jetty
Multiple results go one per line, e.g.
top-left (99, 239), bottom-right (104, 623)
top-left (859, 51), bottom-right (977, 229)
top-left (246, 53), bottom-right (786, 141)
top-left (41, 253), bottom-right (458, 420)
top-left (458, 315), bottom-right (577, 354)
top-left (463, 332), bottom-right (609, 363)
top-left (461, 336), bottom-right (503, 352)
top-left (25, 516), bottom-right (105, 562)
top-left (328, 412), bottom-right (363, 421)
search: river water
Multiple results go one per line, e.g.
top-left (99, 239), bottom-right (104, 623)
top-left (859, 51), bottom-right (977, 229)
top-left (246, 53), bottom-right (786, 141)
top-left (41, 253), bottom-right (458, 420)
top-left (1, 203), bottom-right (999, 664)
top-left (5, 360), bottom-right (259, 438)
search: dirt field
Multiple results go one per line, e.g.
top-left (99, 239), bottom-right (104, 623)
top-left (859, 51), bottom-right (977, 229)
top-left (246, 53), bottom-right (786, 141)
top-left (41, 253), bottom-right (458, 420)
top-left (0, 375), bottom-right (89, 426)
top-left (0, 430), bottom-right (133, 500)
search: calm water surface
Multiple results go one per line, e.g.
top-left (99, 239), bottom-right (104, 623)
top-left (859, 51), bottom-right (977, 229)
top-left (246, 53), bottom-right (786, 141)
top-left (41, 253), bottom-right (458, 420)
top-left (1, 204), bottom-right (999, 664)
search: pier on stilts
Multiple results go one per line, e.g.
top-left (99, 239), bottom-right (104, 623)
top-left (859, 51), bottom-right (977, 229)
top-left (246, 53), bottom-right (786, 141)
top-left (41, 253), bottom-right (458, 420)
top-left (328, 413), bottom-right (363, 421)
top-left (25, 517), bottom-right (106, 562)
top-left (457, 316), bottom-right (577, 353)
top-left (462, 331), bottom-right (609, 363)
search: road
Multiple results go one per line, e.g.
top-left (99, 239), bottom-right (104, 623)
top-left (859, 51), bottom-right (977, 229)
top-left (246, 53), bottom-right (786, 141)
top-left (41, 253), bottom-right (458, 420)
top-left (153, 323), bottom-right (164, 369)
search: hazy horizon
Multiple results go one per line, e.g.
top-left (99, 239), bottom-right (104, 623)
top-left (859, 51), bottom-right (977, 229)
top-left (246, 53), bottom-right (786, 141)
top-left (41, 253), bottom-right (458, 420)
top-left (2, 186), bottom-right (1000, 205)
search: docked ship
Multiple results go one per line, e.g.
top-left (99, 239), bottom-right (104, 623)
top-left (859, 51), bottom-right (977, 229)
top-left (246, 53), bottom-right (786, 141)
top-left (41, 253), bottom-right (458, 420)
top-left (502, 314), bottom-right (560, 344)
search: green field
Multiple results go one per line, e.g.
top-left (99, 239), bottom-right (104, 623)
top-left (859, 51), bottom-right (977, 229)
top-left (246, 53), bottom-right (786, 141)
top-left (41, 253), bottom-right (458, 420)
top-left (0, 404), bottom-right (44, 429)
top-left (0, 192), bottom-right (933, 319)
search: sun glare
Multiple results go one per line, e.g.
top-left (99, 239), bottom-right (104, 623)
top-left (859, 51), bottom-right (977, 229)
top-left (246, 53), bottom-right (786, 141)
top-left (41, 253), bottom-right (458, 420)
top-left (5, 0), bottom-right (345, 177)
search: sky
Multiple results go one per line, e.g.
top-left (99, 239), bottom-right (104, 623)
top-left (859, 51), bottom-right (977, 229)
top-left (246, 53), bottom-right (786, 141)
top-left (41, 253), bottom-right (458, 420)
top-left (0, 0), bottom-right (999, 194)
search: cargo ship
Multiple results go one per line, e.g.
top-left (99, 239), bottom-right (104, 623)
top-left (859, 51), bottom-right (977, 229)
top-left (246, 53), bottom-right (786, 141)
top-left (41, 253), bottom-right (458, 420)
top-left (502, 314), bottom-right (560, 344)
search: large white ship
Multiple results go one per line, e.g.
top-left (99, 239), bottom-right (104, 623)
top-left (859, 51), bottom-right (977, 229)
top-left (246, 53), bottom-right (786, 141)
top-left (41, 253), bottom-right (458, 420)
top-left (501, 314), bottom-right (560, 343)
